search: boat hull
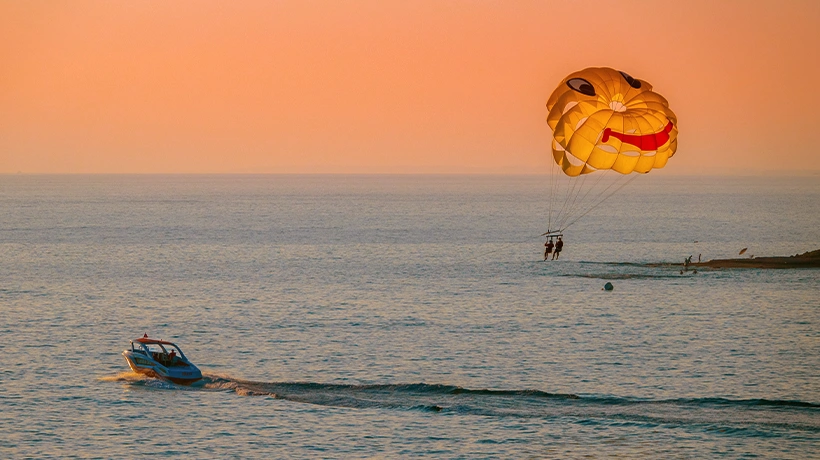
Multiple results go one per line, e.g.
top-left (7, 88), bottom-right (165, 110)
top-left (123, 351), bottom-right (202, 385)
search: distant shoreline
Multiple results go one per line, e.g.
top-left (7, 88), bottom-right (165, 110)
top-left (682, 250), bottom-right (820, 269)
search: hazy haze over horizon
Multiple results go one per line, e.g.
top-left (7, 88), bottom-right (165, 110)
top-left (2, 0), bottom-right (819, 175)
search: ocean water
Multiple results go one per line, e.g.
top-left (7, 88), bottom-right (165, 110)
top-left (1, 174), bottom-right (818, 458)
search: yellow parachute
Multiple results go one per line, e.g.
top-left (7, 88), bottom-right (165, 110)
top-left (543, 67), bottom-right (678, 234)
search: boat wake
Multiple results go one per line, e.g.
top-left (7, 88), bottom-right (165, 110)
top-left (103, 373), bottom-right (820, 435)
top-left (99, 371), bottom-right (146, 383)
top-left (99, 371), bottom-right (201, 390)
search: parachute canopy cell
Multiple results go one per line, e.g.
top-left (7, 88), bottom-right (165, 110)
top-left (546, 67), bottom-right (678, 177)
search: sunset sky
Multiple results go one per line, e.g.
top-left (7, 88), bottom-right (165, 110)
top-left (2, 0), bottom-right (819, 175)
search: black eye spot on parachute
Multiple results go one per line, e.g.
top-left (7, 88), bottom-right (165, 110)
top-left (619, 71), bottom-right (641, 89)
top-left (566, 78), bottom-right (596, 97)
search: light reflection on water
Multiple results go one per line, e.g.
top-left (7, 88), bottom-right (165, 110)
top-left (1, 174), bottom-right (819, 458)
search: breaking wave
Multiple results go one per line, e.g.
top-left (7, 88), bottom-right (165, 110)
top-left (562, 273), bottom-right (683, 280)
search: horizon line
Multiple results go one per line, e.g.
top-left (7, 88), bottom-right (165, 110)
top-left (2, 171), bottom-right (819, 177)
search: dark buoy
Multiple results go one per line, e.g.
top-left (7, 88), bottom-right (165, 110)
top-left (603, 282), bottom-right (614, 291)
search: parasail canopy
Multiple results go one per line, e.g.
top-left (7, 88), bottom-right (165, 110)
top-left (542, 67), bottom-right (678, 234)
top-left (546, 67), bottom-right (678, 177)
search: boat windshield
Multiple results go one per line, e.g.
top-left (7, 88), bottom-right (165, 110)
top-left (133, 342), bottom-right (184, 358)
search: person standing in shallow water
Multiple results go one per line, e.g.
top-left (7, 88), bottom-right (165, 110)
top-left (553, 237), bottom-right (563, 260)
top-left (544, 238), bottom-right (554, 260)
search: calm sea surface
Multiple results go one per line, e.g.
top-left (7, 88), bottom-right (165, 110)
top-left (1, 174), bottom-right (819, 458)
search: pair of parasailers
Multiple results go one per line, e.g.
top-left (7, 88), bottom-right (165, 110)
top-left (544, 237), bottom-right (563, 260)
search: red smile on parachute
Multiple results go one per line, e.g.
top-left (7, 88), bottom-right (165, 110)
top-left (601, 121), bottom-right (674, 151)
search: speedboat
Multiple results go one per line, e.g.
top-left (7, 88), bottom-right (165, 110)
top-left (122, 334), bottom-right (202, 384)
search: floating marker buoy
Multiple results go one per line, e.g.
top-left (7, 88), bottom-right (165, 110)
top-left (603, 282), bottom-right (614, 291)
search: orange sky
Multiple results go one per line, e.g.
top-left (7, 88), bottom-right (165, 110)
top-left (2, 0), bottom-right (819, 174)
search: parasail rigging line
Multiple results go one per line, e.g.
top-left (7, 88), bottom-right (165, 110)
top-left (561, 173), bottom-right (639, 231)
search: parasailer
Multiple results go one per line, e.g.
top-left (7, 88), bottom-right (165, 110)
top-left (543, 67), bottom-right (678, 241)
top-left (553, 237), bottom-right (563, 260)
top-left (544, 238), bottom-right (554, 260)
